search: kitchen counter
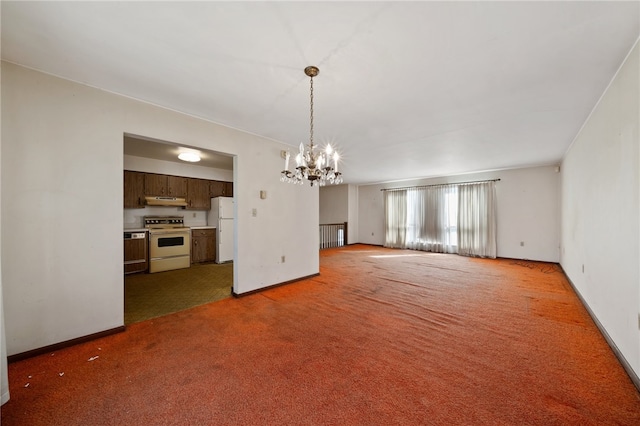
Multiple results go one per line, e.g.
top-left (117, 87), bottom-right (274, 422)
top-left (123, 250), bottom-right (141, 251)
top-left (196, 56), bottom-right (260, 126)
top-left (190, 226), bottom-right (216, 230)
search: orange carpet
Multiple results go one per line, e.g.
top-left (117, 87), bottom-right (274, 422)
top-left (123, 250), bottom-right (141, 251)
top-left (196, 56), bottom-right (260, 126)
top-left (2, 245), bottom-right (639, 425)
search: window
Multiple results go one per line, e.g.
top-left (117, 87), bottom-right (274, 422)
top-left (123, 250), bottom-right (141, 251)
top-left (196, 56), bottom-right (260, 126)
top-left (389, 185), bottom-right (457, 253)
top-left (384, 181), bottom-right (496, 258)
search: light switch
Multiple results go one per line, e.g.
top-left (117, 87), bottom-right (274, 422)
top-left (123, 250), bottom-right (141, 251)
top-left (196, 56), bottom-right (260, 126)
top-left (260, 190), bottom-right (267, 199)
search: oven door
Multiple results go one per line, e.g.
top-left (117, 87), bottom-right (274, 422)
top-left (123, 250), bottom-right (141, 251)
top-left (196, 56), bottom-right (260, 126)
top-left (148, 229), bottom-right (191, 273)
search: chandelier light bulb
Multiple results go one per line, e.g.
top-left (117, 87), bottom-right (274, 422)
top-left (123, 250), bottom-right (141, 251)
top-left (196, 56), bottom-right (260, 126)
top-left (284, 151), bottom-right (290, 171)
top-left (325, 144), bottom-right (333, 156)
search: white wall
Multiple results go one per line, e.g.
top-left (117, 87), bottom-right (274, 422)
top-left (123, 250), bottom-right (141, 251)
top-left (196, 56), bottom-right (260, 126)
top-left (1, 62), bottom-right (319, 356)
top-left (561, 41), bottom-right (639, 376)
top-left (319, 184), bottom-right (359, 244)
top-left (0, 5), bottom-right (10, 401)
top-left (357, 165), bottom-right (560, 262)
top-left (319, 184), bottom-right (348, 224)
top-left (124, 206), bottom-right (209, 229)
top-left (348, 184), bottom-right (359, 244)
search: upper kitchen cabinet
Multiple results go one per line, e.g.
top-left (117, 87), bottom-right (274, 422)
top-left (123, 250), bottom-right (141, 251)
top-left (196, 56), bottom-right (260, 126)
top-left (144, 173), bottom-right (167, 196)
top-left (224, 181), bottom-right (234, 198)
top-left (124, 170), bottom-right (231, 209)
top-left (186, 178), bottom-right (211, 210)
top-left (167, 175), bottom-right (187, 197)
top-left (124, 170), bottom-right (145, 208)
top-left (210, 180), bottom-right (234, 198)
top-left (144, 174), bottom-right (187, 197)
top-left (210, 180), bottom-right (225, 198)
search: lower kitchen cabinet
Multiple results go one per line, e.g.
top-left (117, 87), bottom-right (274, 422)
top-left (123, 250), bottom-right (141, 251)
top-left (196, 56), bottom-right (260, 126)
top-left (191, 229), bottom-right (216, 263)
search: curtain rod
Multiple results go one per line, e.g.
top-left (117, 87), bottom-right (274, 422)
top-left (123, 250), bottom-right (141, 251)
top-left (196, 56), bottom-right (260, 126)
top-left (380, 178), bottom-right (501, 192)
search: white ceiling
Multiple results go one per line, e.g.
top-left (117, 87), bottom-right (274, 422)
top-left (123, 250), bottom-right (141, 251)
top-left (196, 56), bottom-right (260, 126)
top-left (2, 1), bottom-right (639, 184)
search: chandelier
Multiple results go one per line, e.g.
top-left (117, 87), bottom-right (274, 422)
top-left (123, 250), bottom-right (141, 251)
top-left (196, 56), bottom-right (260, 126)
top-left (281, 66), bottom-right (343, 187)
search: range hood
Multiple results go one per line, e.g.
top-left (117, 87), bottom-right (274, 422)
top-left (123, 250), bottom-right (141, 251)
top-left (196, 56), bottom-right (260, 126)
top-left (145, 196), bottom-right (188, 207)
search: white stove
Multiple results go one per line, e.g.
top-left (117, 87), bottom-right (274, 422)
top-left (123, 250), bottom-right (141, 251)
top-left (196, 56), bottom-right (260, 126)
top-left (144, 216), bottom-right (191, 273)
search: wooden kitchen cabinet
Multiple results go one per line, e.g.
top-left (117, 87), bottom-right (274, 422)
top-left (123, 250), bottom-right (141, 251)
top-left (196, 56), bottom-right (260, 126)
top-left (144, 173), bottom-right (186, 197)
top-left (224, 181), bottom-right (234, 197)
top-left (210, 180), bottom-right (225, 198)
top-left (124, 170), bottom-right (145, 208)
top-left (144, 173), bottom-right (167, 196)
top-left (186, 178), bottom-right (211, 210)
top-left (210, 180), bottom-right (234, 198)
top-left (191, 229), bottom-right (216, 263)
top-left (124, 169), bottom-right (230, 210)
top-left (167, 175), bottom-right (187, 197)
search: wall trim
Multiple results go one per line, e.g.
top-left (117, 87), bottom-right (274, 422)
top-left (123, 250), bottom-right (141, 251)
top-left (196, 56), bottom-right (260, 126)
top-left (559, 265), bottom-right (640, 392)
top-left (7, 326), bottom-right (126, 364)
top-left (232, 273), bottom-right (320, 298)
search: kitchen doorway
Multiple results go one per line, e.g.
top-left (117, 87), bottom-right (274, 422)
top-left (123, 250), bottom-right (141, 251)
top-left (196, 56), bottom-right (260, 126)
top-left (123, 134), bottom-right (235, 324)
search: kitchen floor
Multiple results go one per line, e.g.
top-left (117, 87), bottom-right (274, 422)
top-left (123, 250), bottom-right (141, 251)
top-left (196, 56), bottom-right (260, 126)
top-left (124, 262), bottom-right (233, 324)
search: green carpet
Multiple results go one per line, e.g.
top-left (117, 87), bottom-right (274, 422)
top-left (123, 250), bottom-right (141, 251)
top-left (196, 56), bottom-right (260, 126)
top-left (124, 262), bottom-right (233, 324)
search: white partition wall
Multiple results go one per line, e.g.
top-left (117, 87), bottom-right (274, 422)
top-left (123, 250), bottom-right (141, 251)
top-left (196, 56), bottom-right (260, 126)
top-left (561, 41), bottom-right (640, 378)
top-left (0, 62), bottom-right (318, 357)
top-left (0, 34), bottom-right (9, 403)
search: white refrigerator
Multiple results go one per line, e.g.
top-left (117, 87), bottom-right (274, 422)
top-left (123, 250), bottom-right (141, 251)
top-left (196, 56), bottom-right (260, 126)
top-left (208, 197), bottom-right (234, 263)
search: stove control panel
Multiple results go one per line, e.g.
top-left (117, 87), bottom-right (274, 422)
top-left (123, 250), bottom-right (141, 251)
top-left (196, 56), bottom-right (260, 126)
top-left (143, 216), bottom-right (185, 228)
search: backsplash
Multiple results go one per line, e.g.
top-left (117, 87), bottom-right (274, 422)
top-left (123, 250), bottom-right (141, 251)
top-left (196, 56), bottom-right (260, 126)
top-left (124, 207), bottom-right (208, 229)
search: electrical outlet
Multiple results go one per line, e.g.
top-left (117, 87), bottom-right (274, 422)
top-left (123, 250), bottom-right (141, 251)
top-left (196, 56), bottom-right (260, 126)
top-left (252, 208), bottom-right (257, 217)
top-left (281, 255), bottom-right (285, 263)
top-left (520, 241), bottom-right (524, 247)
top-left (582, 264), bottom-right (585, 273)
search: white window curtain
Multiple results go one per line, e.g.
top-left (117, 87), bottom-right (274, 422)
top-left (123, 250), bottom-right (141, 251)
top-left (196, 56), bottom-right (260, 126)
top-left (384, 185), bottom-right (458, 254)
top-left (405, 186), bottom-right (458, 253)
top-left (457, 182), bottom-right (497, 258)
top-left (384, 180), bottom-right (497, 257)
top-left (384, 189), bottom-right (407, 248)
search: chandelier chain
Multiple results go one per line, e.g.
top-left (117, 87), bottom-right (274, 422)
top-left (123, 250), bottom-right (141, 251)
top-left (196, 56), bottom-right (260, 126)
top-left (309, 75), bottom-right (314, 147)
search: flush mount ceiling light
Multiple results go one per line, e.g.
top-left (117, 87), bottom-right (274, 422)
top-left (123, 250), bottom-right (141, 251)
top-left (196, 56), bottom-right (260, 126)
top-left (281, 66), bottom-right (342, 187)
top-left (178, 152), bottom-right (201, 162)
